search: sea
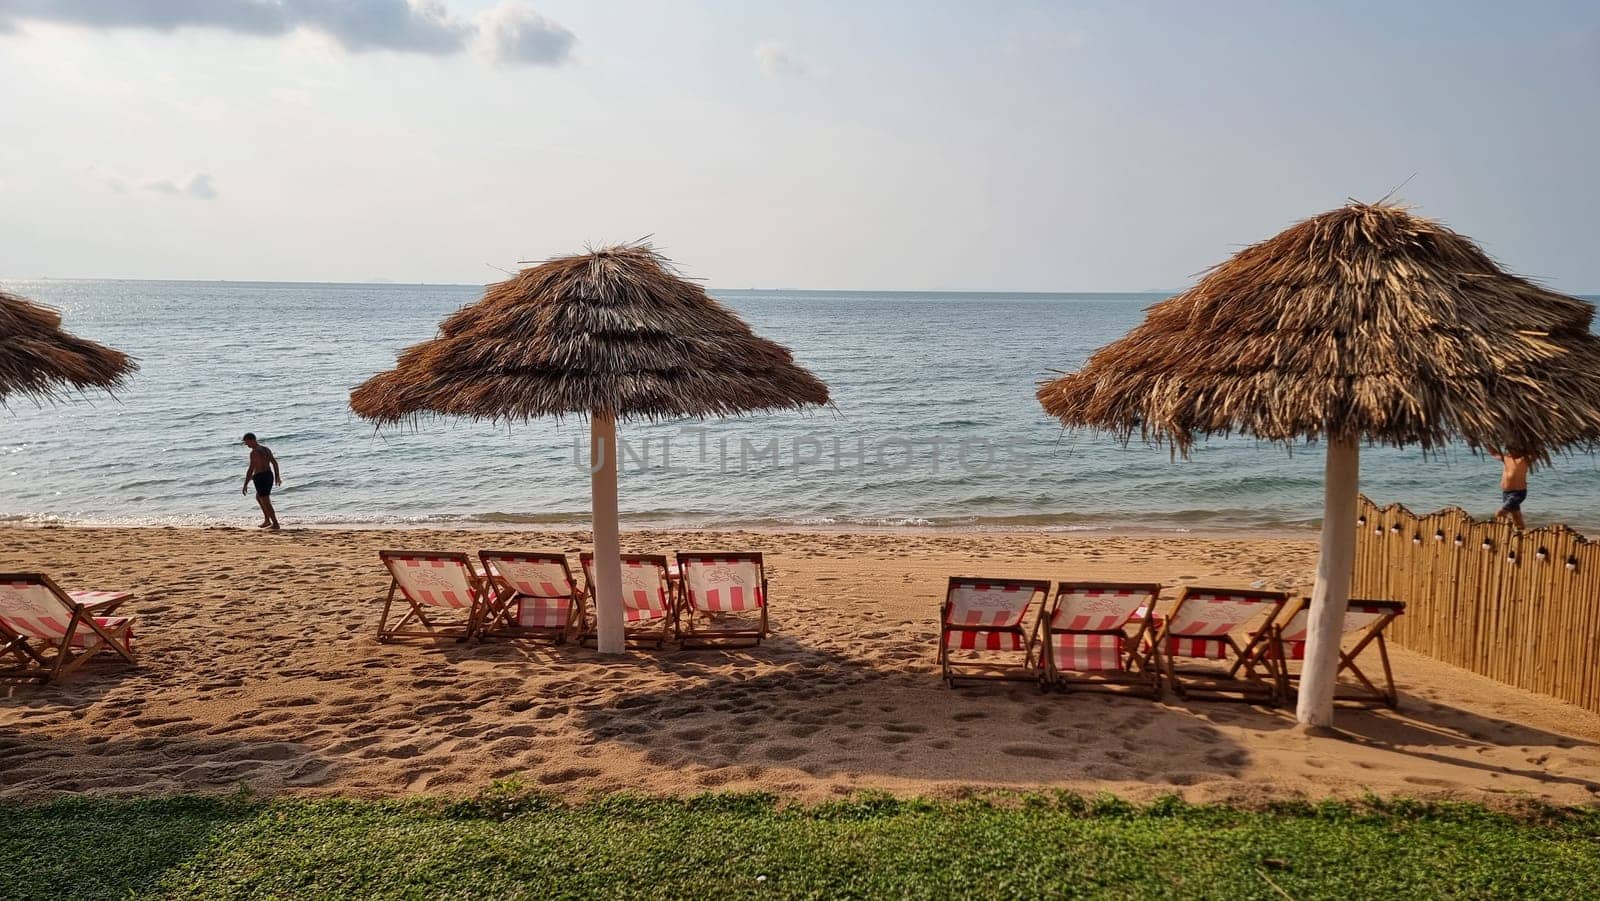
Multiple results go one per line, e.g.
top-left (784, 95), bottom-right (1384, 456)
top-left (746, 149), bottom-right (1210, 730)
top-left (3, 279), bottom-right (1598, 535)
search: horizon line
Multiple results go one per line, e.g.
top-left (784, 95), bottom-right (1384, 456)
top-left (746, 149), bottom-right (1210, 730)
top-left (5, 275), bottom-right (1599, 299)
top-left (0, 275), bottom-right (1192, 296)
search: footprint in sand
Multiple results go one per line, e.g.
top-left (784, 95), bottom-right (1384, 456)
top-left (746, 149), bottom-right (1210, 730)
top-left (1204, 749), bottom-right (1248, 767)
top-left (1000, 743), bottom-right (1058, 760)
top-left (1403, 775), bottom-right (1455, 788)
top-left (1178, 725), bottom-right (1222, 744)
top-left (537, 767), bottom-right (602, 785)
top-left (693, 769), bottom-right (734, 787)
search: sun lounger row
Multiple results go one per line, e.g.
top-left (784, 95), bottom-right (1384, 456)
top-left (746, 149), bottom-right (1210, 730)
top-left (0, 572), bottom-right (137, 683)
top-left (376, 549), bottom-right (770, 648)
top-left (937, 578), bottom-right (1403, 707)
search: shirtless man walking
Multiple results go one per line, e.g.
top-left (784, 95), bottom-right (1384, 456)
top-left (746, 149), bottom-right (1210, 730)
top-left (242, 433), bottom-right (283, 530)
top-left (1490, 448), bottom-right (1530, 530)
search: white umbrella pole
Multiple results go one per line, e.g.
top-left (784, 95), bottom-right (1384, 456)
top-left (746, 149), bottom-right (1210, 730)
top-left (1296, 434), bottom-right (1360, 727)
top-left (590, 413), bottom-right (626, 654)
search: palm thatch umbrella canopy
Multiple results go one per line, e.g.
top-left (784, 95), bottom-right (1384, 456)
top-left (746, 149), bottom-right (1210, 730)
top-left (1038, 202), bottom-right (1600, 727)
top-left (1, 291), bottom-right (136, 405)
top-left (351, 244), bottom-right (829, 653)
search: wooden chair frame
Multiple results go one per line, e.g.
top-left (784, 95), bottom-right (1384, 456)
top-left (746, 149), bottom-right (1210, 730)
top-left (1037, 581), bottom-right (1163, 697)
top-left (1262, 598), bottom-right (1405, 709)
top-left (1143, 586), bottom-right (1287, 704)
top-left (674, 552), bottom-right (769, 648)
top-left (938, 576), bottom-right (1051, 687)
top-left (578, 552), bottom-right (674, 649)
top-left (0, 572), bottom-right (137, 683)
top-left (477, 550), bottom-right (584, 644)
top-left (376, 550), bottom-right (490, 643)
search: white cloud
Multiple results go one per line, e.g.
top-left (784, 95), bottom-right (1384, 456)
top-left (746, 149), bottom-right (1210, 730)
top-left (185, 172), bottom-right (218, 199)
top-left (755, 40), bottom-right (808, 78)
top-left (86, 165), bottom-right (128, 194)
top-left (140, 172), bottom-right (218, 200)
top-left (478, 2), bottom-right (574, 66)
top-left (0, 1), bottom-right (574, 65)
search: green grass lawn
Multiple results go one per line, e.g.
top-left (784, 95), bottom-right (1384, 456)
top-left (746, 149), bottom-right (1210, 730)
top-left (3, 790), bottom-right (1597, 899)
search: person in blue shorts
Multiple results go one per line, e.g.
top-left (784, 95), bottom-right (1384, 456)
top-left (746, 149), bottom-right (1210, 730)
top-left (1489, 448), bottom-right (1530, 530)
top-left (241, 432), bottom-right (283, 531)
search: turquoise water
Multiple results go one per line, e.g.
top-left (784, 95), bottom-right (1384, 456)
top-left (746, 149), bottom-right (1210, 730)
top-left (2, 279), bottom-right (1597, 533)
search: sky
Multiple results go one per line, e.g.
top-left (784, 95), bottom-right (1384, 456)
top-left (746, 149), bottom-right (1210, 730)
top-left (0, 0), bottom-right (1596, 291)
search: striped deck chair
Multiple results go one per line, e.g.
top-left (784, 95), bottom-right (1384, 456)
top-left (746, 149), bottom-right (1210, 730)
top-left (1146, 586), bottom-right (1288, 703)
top-left (1260, 598), bottom-right (1405, 708)
top-left (1037, 581), bottom-right (1162, 696)
top-left (0, 573), bottom-right (137, 683)
top-left (65, 590), bottom-right (133, 615)
top-left (376, 550), bottom-right (490, 643)
top-left (578, 552), bottom-right (674, 648)
top-left (938, 577), bottom-right (1050, 687)
top-left (478, 551), bottom-right (583, 643)
top-left (675, 552), bottom-right (768, 648)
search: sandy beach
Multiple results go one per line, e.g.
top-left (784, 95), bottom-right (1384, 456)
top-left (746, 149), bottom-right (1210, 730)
top-left (2, 524), bottom-right (1597, 807)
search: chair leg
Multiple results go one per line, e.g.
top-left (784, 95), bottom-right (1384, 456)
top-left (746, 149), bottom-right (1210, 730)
top-left (1038, 632), bottom-right (1054, 693)
top-left (81, 619), bottom-right (136, 664)
top-left (1143, 643), bottom-right (1163, 698)
top-left (49, 615), bottom-right (85, 682)
top-left (1161, 645), bottom-right (1182, 699)
top-left (1, 632), bottom-right (48, 669)
top-left (1227, 634), bottom-right (1277, 704)
top-left (1376, 634), bottom-right (1398, 708)
top-left (377, 582), bottom-right (398, 642)
top-left (938, 631), bottom-right (952, 686)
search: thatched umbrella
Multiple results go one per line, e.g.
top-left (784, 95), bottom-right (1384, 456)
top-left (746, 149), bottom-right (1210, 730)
top-left (1, 291), bottom-right (135, 404)
top-left (350, 244), bottom-right (829, 653)
top-left (1037, 202), bottom-right (1600, 727)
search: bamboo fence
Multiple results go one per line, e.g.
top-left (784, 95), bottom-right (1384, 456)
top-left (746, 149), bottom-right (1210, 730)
top-left (1352, 495), bottom-right (1600, 714)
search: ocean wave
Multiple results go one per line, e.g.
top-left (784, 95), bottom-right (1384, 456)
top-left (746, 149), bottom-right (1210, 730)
top-left (0, 506), bottom-right (1321, 533)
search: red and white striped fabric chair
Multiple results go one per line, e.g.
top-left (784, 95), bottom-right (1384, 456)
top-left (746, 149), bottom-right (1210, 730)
top-left (938, 576), bottom-right (1050, 686)
top-left (1147, 586), bottom-right (1288, 703)
top-left (676, 552), bottom-right (768, 647)
top-left (65, 590), bottom-right (133, 614)
top-left (478, 550), bottom-right (583, 643)
top-left (1260, 598), bottom-right (1405, 708)
top-left (1037, 581), bottom-right (1162, 695)
top-left (579, 552), bottom-right (675, 648)
top-left (0, 572), bottom-right (137, 683)
top-left (376, 550), bottom-right (490, 643)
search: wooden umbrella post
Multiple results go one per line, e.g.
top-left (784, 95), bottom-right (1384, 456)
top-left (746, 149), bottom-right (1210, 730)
top-left (1297, 434), bottom-right (1360, 727)
top-left (590, 413), bottom-right (626, 654)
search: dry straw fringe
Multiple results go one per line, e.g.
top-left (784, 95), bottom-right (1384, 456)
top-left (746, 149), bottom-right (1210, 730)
top-left (1038, 203), bottom-right (1600, 460)
top-left (351, 243), bottom-right (829, 425)
top-left (0, 291), bottom-right (136, 405)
